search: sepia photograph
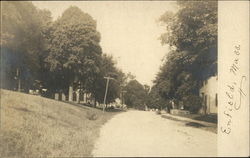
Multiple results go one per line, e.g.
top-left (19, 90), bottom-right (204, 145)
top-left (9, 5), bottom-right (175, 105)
top-left (0, 0), bottom-right (249, 157)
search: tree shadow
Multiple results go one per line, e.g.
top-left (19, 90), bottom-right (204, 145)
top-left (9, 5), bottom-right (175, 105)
top-left (105, 108), bottom-right (125, 112)
top-left (185, 122), bottom-right (206, 128)
top-left (193, 114), bottom-right (217, 124)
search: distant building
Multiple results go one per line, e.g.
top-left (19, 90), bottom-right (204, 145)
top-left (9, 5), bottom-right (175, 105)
top-left (199, 75), bottom-right (218, 114)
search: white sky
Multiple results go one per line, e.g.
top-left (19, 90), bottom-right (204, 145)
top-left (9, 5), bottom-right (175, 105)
top-left (32, 1), bottom-right (177, 86)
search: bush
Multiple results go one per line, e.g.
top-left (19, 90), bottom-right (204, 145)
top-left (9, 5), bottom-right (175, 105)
top-left (182, 95), bottom-right (202, 113)
top-left (86, 110), bottom-right (98, 120)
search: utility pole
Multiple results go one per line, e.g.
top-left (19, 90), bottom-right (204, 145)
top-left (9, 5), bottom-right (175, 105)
top-left (103, 76), bottom-right (114, 112)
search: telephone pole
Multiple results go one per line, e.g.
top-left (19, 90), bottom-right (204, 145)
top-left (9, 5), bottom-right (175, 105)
top-left (103, 76), bottom-right (114, 112)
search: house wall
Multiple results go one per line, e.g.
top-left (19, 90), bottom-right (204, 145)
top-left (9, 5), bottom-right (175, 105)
top-left (199, 75), bottom-right (218, 114)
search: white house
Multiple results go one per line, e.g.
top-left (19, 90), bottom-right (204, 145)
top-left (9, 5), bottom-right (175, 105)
top-left (199, 75), bottom-right (218, 114)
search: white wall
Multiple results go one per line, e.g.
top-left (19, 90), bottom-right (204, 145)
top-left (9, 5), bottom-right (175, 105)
top-left (199, 75), bottom-right (218, 114)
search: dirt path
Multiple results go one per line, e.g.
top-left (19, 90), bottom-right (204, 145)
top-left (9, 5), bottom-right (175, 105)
top-left (92, 110), bottom-right (217, 157)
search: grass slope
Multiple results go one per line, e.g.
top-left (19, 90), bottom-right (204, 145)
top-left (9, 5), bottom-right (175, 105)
top-left (0, 89), bottom-right (118, 157)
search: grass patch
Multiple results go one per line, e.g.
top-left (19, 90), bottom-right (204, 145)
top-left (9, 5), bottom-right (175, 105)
top-left (0, 89), bottom-right (120, 157)
top-left (86, 110), bottom-right (98, 121)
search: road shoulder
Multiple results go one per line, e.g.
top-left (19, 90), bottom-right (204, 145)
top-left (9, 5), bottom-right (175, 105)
top-left (161, 113), bottom-right (217, 134)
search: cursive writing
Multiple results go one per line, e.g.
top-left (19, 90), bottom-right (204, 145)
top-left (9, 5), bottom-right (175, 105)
top-left (230, 45), bottom-right (240, 76)
top-left (221, 45), bottom-right (247, 135)
top-left (235, 75), bottom-right (246, 110)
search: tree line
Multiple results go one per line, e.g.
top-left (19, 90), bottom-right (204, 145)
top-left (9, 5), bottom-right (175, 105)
top-left (1, 1), bottom-right (218, 111)
top-left (147, 1), bottom-right (218, 113)
top-left (1, 1), bottom-right (135, 105)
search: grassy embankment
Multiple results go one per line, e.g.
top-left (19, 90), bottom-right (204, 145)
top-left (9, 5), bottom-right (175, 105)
top-left (0, 89), bottom-right (119, 157)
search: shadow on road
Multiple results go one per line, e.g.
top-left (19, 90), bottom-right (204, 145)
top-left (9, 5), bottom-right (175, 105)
top-left (192, 115), bottom-right (217, 124)
top-left (161, 114), bottom-right (217, 133)
top-left (185, 122), bottom-right (206, 128)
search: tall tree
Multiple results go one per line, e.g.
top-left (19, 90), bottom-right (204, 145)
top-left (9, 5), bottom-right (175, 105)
top-left (1, 1), bottom-right (50, 91)
top-left (124, 80), bottom-right (148, 110)
top-left (94, 54), bottom-right (126, 104)
top-left (146, 85), bottom-right (170, 111)
top-left (152, 1), bottom-right (217, 112)
top-left (45, 6), bottom-right (102, 95)
top-left (159, 1), bottom-right (217, 80)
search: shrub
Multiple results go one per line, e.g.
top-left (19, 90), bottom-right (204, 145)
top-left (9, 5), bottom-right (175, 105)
top-left (182, 95), bottom-right (202, 114)
top-left (86, 110), bottom-right (98, 120)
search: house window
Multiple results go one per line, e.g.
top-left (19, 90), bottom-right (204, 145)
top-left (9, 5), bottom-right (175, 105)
top-left (215, 93), bottom-right (218, 107)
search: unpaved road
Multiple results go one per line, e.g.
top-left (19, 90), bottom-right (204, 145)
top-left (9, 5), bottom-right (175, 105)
top-left (92, 110), bottom-right (217, 157)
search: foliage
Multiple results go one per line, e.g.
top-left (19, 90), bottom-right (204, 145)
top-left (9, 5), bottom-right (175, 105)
top-left (182, 95), bottom-right (202, 113)
top-left (1, 1), bottom-right (50, 91)
top-left (94, 54), bottom-right (126, 104)
top-left (159, 1), bottom-right (217, 80)
top-left (159, 1), bottom-right (217, 52)
top-left (44, 6), bottom-right (102, 93)
top-left (86, 110), bottom-right (98, 120)
top-left (124, 80), bottom-right (148, 109)
top-left (146, 85), bottom-right (170, 111)
top-left (152, 1), bottom-right (217, 113)
top-left (1, 3), bottom-right (127, 106)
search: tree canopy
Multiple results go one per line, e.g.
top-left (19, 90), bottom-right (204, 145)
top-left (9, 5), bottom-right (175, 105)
top-left (152, 1), bottom-right (217, 112)
top-left (124, 80), bottom-right (148, 110)
top-left (94, 54), bottom-right (126, 104)
top-left (1, 3), bottom-right (127, 106)
top-left (1, 1), bottom-right (51, 91)
top-left (44, 6), bottom-right (102, 92)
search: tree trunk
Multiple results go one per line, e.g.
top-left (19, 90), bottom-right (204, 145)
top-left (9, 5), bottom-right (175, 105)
top-left (83, 92), bottom-right (87, 103)
top-left (17, 68), bottom-right (21, 92)
top-left (76, 90), bottom-right (80, 104)
top-left (94, 97), bottom-right (97, 108)
top-left (68, 82), bottom-right (73, 102)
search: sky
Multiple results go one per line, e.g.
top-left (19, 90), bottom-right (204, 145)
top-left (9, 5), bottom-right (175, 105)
top-left (32, 1), bottom-right (177, 86)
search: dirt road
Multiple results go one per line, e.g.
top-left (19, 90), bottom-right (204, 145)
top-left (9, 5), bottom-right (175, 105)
top-left (92, 110), bottom-right (217, 157)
